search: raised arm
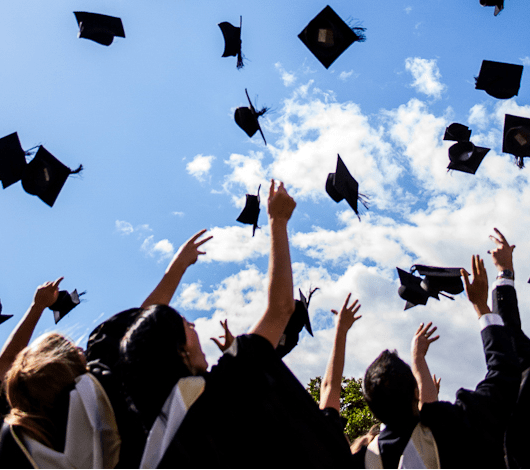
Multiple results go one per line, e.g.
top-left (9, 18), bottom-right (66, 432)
top-left (320, 293), bottom-right (361, 412)
top-left (141, 229), bottom-right (212, 308)
top-left (411, 322), bottom-right (440, 408)
top-left (248, 180), bottom-right (296, 347)
top-left (0, 277), bottom-right (63, 381)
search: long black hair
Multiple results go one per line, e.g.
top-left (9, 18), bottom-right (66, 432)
top-left (119, 304), bottom-right (190, 431)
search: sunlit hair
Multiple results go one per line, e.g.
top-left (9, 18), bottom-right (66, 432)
top-left (3, 332), bottom-right (87, 450)
top-left (119, 304), bottom-right (189, 432)
top-left (363, 350), bottom-right (418, 426)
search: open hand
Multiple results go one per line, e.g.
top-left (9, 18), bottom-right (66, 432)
top-left (462, 255), bottom-right (490, 317)
top-left (210, 319), bottom-right (235, 352)
top-left (412, 322), bottom-right (440, 360)
top-left (331, 293), bottom-right (361, 333)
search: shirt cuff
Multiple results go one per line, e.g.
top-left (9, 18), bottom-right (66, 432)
top-left (493, 277), bottom-right (515, 288)
top-left (479, 313), bottom-right (504, 330)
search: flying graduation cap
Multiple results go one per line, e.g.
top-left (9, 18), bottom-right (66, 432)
top-left (234, 89), bottom-right (268, 145)
top-left (479, 0), bottom-right (504, 16)
top-left (326, 154), bottom-right (368, 220)
top-left (236, 185), bottom-right (260, 236)
top-left (298, 5), bottom-right (366, 69)
top-left (397, 265), bottom-right (464, 310)
top-left (50, 289), bottom-right (84, 324)
top-left (443, 123), bottom-right (489, 174)
top-left (218, 16), bottom-right (243, 69)
top-left (447, 141), bottom-right (490, 175)
top-left (276, 288), bottom-right (316, 358)
top-left (475, 60), bottom-right (523, 100)
top-left (0, 132), bottom-right (28, 189)
top-left (74, 12), bottom-right (125, 46)
top-left (503, 114), bottom-right (530, 168)
top-left (0, 300), bottom-right (13, 326)
top-left (0, 133), bottom-right (82, 206)
top-left (443, 123), bottom-right (471, 142)
top-left (21, 146), bottom-right (83, 207)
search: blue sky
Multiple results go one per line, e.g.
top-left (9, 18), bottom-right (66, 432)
top-left (2, 0), bottom-right (530, 401)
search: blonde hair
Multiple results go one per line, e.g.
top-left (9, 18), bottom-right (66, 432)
top-left (3, 332), bottom-right (87, 449)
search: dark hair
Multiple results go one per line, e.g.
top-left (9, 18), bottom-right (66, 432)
top-left (363, 350), bottom-right (418, 425)
top-left (119, 304), bottom-right (189, 431)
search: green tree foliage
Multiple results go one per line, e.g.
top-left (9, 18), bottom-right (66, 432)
top-left (307, 376), bottom-right (379, 442)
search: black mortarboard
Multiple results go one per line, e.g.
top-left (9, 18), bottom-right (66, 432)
top-left (475, 60), bottom-right (523, 100)
top-left (219, 16), bottom-right (243, 69)
top-left (0, 132), bottom-right (28, 189)
top-left (21, 146), bottom-right (82, 207)
top-left (74, 12), bottom-right (125, 46)
top-left (237, 185), bottom-right (260, 236)
top-left (443, 123), bottom-right (471, 142)
top-left (298, 5), bottom-right (366, 69)
top-left (502, 114), bottom-right (530, 168)
top-left (397, 265), bottom-right (463, 310)
top-left (50, 289), bottom-right (82, 324)
top-left (326, 154), bottom-right (368, 220)
top-left (447, 141), bottom-right (490, 175)
top-left (0, 300), bottom-right (13, 325)
top-left (234, 89), bottom-right (268, 145)
top-left (276, 288), bottom-right (316, 358)
top-left (480, 0), bottom-right (504, 16)
top-left (412, 265), bottom-right (464, 296)
top-left (397, 268), bottom-right (431, 310)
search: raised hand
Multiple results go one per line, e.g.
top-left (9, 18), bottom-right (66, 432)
top-left (33, 277), bottom-right (63, 309)
top-left (412, 322), bottom-right (440, 361)
top-left (267, 180), bottom-right (296, 222)
top-left (461, 255), bottom-right (490, 318)
top-left (331, 293), bottom-right (361, 334)
top-left (210, 320), bottom-right (235, 352)
top-left (173, 229), bottom-right (213, 269)
top-left (488, 228), bottom-right (515, 274)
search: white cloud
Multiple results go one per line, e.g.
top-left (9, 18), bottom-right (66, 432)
top-left (275, 62), bottom-right (297, 87)
top-left (405, 57), bottom-right (446, 99)
top-left (338, 70), bottom-right (356, 81)
top-left (520, 56), bottom-right (530, 67)
top-left (115, 220), bottom-right (134, 235)
top-left (141, 235), bottom-right (175, 261)
top-left (468, 103), bottom-right (489, 129)
top-left (186, 154), bottom-right (215, 181)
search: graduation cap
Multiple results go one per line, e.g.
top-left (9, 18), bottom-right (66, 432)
top-left (479, 0), bottom-right (504, 16)
top-left (236, 184), bottom-right (260, 236)
top-left (475, 60), bottom-right (523, 100)
top-left (219, 16), bottom-right (243, 69)
top-left (298, 5), bottom-right (366, 69)
top-left (74, 12), bottom-right (125, 46)
top-left (447, 141), bottom-right (490, 175)
top-left (503, 114), bottom-right (530, 168)
top-left (50, 289), bottom-right (83, 324)
top-left (276, 288), bottom-right (316, 358)
top-left (443, 123), bottom-right (471, 142)
top-left (234, 89), bottom-right (268, 145)
top-left (0, 300), bottom-right (13, 326)
top-left (397, 265), bottom-right (463, 310)
top-left (21, 146), bottom-right (82, 207)
top-left (0, 132), bottom-right (28, 189)
top-left (413, 265), bottom-right (464, 296)
top-left (326, 154), bottom-right (368, 220)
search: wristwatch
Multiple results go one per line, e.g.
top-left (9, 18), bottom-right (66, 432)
top-left (497, 269), bottom-right (514, 280)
